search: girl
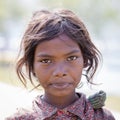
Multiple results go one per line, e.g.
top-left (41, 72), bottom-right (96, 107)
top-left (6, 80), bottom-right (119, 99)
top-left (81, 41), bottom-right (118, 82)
top-left (6, 9), bottom-right (115, 120)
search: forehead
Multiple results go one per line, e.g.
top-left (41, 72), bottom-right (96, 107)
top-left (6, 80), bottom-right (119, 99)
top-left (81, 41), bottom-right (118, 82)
top-left (35, 34), bottom-right (81, 56)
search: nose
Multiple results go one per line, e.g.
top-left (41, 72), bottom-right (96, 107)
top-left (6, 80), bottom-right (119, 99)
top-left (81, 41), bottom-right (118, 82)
top-left (52, 62), bottom-right (67, 77)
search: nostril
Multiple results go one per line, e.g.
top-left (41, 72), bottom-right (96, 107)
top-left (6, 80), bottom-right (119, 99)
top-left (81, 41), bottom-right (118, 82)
top-left (63, 73), bottom-right (67, 76)
top-left (54, 73), bottom-right (67, 77)
top-left (53, 70), bottom-right (67, 77)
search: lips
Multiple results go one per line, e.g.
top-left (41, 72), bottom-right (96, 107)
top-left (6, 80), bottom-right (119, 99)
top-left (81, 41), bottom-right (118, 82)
top-left (50, 83), bottom-right (72, 89)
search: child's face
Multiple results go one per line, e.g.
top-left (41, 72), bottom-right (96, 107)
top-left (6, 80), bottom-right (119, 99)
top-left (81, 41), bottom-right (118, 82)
top-left (33, 34), bottom-right (84, 97)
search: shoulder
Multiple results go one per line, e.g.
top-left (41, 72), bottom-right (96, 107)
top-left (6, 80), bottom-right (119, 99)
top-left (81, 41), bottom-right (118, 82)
top-left (94, 108), bottom-right (115, 120)
top-left (5, 108), bottom-right (36, 120)
top-left (78, 92), bottom-right (115, 120)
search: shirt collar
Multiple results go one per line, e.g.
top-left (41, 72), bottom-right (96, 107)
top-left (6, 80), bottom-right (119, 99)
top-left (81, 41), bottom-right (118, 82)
top-left (65, 93), bottom-right (87, 119)
top-left (32, 95), bottom-right (57, 119)
top-left (32, 93), bottom-right (93, 119)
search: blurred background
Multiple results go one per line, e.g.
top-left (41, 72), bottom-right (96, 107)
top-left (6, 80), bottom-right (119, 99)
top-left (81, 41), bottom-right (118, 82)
top-left (0, 0), bottom-right (120, 119)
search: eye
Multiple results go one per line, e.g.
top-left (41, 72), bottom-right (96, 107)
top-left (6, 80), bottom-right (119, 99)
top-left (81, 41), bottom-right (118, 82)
top-left (67, 56), bottom-right (78, 61)
top-left (40, 59), bottom-right (52, 64)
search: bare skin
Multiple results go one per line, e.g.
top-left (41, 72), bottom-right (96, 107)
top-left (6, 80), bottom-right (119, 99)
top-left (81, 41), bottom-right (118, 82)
top-left (33, 34), bottom-right (84, 109)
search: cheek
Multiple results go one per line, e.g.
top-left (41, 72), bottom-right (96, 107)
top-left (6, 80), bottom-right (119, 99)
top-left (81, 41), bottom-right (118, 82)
top-left (72, 61), bottom-right (84, 82)
top-left (34, 65), bottom-right (50, 82)
top-left (73, 70), bottom-right (83, 87)
top-left (35, 71), bottom-right (47, 87)
top-left (74, 58), bottom-right (84, 71)
top-left (74, 68), bottom-right (83, 81)
top-left (34, 67), bottom-right (45, 79)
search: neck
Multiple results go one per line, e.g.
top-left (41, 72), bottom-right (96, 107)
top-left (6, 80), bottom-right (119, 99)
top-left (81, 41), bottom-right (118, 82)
top-left (43, 92), bottom-right (79, 109)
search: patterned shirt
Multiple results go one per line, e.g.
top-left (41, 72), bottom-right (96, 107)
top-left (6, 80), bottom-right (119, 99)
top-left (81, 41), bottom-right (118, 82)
top-left (5, 93), bottom-right (115, 120)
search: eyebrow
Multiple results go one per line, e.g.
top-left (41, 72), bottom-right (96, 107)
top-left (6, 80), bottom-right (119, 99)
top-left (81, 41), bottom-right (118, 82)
top-left (37, 49), bottom-right (81, 58)
top-left (64, 49), bottom-right (81, 56)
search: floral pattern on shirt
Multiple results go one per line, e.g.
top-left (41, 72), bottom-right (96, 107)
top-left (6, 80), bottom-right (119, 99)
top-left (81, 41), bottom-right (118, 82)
top-left (5, 93), bottom-right (115, 120)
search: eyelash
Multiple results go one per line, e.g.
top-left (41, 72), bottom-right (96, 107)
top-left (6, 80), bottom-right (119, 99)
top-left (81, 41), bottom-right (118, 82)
top-left (39, 56), bottom-right (78, 64)
top-left (67, 56), bottom-right (78, 61)
top-left (40, 59), bottom-right (52, 63)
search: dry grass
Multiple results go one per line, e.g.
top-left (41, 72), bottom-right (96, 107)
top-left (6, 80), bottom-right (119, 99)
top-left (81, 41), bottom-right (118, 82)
top-left (106, 95), bottom-right (120, 112)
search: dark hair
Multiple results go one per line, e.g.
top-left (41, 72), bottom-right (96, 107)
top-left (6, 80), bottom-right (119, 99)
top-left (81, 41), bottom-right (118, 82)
top-left (16, 9), bottom-right (102, 87)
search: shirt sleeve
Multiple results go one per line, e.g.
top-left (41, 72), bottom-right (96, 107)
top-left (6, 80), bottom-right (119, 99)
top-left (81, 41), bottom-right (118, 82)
top-left (94, 108), bottom-right (115, 120)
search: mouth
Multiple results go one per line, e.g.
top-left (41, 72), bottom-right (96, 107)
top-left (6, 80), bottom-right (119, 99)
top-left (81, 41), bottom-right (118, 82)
top-left (49, 83), bottom-right (72, 89)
